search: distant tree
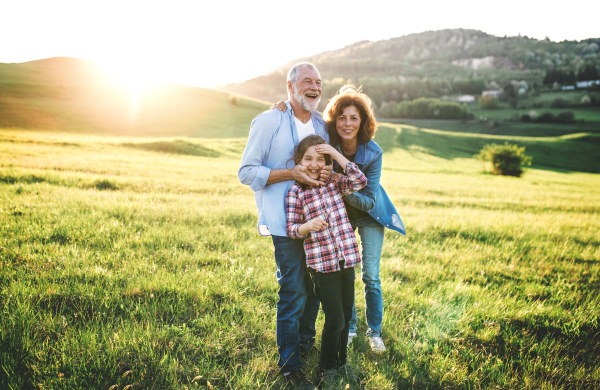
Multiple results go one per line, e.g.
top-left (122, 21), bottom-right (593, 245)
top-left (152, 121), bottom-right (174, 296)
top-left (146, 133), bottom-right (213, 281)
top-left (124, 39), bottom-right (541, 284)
top-left (378, 101), bottom-right (399, 118)
top-left (537, 112), bottom-right (557, 123)
top-left (395, 98), bottom-right (469, 120)
top-left (501, 83), bottom-right (518, 108)
top-left (551, 98), bottom-right (570, 108)
top-left (577, 64), bottom-right (599, 81)
top-left (478, 95), bottom-right (500, 109)
top-left (557, 111), bottom-right (575, 122)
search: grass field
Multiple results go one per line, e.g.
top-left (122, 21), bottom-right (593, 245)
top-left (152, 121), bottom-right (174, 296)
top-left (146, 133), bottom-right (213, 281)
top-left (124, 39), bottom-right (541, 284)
top-left (387, 119), bottom-right (600, 138)
top-left (1, 127), bottom-right (599, 390)
top-left (468, 106), bottom-right (600, 122)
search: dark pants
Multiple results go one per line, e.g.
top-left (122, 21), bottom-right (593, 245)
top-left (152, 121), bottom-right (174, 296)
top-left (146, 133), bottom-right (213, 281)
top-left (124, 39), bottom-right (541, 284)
top-left (309, 261), bottom-right (355, 370)
top-left (272, 235), bottom-right (320, 372)
top-left (300, 273), bottom-right (320, 351)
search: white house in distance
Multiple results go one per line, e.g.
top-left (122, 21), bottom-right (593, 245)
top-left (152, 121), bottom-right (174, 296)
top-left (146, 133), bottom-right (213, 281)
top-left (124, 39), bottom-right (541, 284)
top-left (481, 89), bottom-right (500, 99)
top-left (482, 90), bottom-right (501, 98)
top-left (457, 95), bottom-right (475, 103)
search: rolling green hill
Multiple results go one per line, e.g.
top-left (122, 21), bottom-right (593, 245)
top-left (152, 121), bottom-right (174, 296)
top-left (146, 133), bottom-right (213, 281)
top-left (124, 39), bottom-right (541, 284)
top-left (0, 57), bottom-right (268, 138)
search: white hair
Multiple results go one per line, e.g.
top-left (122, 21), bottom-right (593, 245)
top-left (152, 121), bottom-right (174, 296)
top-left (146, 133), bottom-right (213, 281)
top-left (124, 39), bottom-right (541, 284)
top-left (287, 62), bottom-right (318, 84)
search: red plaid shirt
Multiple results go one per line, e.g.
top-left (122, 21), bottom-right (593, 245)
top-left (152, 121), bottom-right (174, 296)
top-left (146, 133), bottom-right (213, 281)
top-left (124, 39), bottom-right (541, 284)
top-left (286, 163), bottom-right (367, 273)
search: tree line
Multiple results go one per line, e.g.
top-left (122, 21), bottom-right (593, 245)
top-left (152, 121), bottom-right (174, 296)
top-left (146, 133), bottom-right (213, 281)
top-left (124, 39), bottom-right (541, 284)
top-left (543, 64), bottom-right (599, 86)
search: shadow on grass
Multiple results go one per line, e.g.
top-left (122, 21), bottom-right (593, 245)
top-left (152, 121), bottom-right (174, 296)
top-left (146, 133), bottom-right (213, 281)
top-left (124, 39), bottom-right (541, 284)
top-left (392, 126), bottom-right (600, 174)
top-left (122, 139), bottom-right (220, 157)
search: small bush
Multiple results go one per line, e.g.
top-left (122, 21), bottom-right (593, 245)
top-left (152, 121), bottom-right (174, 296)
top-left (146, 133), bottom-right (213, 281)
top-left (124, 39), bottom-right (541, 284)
top-left (537, 112), bottom-right (557, 123)
top-left (551, 98), bottom-right (570, 108)
top-left (521, 114), bottom-right (531, 122)
top-left (395, 98), bottom-right (470, 119)
top-left (474, 143), bottom-right (532, 177)
top-left (557, 111), bottom-right (575, 123)
top-left (478, 95), bottom-right (500, 109)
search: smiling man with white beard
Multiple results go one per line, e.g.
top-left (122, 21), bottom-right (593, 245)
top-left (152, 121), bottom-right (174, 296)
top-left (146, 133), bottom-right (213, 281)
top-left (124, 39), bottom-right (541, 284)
top-left (238, 62), bottom-right (330, 389)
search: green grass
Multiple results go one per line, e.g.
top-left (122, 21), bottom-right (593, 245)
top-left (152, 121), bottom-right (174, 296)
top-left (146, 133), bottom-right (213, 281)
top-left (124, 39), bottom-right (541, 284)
top-left (1, 128), bottom-right (599, 389)
top-left (390, 120), bottom-right (600, 138)
top-left (469, 106), bottom-right (600, 122)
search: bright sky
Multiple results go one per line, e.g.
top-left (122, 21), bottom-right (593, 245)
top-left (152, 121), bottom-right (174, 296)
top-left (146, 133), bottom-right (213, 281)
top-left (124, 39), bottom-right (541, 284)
top-left (1, 0), bottom-right (598, 88)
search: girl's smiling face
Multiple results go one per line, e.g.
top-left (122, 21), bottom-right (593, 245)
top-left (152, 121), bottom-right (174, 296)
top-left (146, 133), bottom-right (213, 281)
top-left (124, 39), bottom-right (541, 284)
top-left (300, 145), bottom-right (326, 180)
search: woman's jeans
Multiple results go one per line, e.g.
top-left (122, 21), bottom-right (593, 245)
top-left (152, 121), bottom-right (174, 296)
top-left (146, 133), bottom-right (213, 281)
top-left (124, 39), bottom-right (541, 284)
top-left (349, 217), bottom-right (385, 338)
top-left (309, 261), bottom-right (355, 370)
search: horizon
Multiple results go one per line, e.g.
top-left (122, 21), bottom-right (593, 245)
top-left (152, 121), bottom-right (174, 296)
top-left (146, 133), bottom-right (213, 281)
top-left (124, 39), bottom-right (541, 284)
top-left (2, 0), bottom-right (599, 88)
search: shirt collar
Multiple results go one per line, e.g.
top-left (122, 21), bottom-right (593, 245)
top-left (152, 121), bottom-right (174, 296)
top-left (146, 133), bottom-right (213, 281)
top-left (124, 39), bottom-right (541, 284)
top-left (335, 141), bottom-right (366, 165)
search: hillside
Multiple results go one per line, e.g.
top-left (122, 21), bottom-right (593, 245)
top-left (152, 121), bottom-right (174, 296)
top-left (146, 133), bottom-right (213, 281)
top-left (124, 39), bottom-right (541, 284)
top-left (0, 57), bottom-right (268, 137)
top-left (218, 29), bottom-right (600, 108)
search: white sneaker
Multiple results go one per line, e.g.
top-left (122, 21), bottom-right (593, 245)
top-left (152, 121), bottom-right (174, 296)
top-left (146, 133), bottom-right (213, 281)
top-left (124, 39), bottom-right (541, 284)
top-left (369, 336), bottom-right (386, 353)
top-left (347, 332), bottom-right (357, 347)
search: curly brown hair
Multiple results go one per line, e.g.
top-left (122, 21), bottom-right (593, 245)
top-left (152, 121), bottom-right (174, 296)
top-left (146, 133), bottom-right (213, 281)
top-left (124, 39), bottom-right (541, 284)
top-left (323, 85), bottom-right (377, 146)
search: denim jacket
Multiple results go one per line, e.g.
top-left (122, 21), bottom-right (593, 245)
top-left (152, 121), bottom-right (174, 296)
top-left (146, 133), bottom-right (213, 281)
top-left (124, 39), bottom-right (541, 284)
top-left (333, 140), bottom-right (406, 235)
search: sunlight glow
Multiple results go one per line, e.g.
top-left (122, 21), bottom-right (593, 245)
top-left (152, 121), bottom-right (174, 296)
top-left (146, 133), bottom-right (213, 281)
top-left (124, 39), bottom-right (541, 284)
top-left (99, 61), bottom-right (167, 123)
top-left (1, 1), bottom-right (598, 88)
top-left (101, 61), bottom-right (163, 92)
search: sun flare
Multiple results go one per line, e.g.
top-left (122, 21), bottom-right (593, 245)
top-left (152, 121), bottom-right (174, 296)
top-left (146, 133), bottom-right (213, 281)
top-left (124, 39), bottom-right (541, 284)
top-left (100, 61), bottom-right (164, 92)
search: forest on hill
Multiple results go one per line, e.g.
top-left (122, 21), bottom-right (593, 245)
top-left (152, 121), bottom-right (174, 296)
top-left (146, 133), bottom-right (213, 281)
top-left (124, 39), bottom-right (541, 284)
top-left (218, 29), bottom-right (600, 113)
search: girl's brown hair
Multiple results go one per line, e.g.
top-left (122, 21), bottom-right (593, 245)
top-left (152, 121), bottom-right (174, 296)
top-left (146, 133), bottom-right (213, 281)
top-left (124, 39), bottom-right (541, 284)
top-left (323, 84), bottom-right (377, 146)
top-left (291, 134), bottom-right (332, 166)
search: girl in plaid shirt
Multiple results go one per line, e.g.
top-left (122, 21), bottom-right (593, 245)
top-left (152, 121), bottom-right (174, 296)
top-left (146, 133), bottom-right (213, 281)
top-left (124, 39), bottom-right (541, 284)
top-left (286, 134), bottom-right (367, 382)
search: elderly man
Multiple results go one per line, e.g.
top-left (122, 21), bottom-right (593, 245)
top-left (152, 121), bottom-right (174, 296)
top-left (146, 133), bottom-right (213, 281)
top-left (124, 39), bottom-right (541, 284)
top-left (238, 62), bottom-right (329, 388)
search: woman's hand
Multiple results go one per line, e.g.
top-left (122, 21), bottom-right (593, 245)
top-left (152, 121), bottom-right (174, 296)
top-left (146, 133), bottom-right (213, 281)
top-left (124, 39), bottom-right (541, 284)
top-left (298, 216), bottom-right (328, 236)
top-left (270, 101), bottom-right (288, 112)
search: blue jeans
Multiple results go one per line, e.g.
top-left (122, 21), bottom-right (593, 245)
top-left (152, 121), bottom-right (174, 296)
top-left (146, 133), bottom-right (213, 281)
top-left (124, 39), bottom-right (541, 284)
top-left (308, 261), bottom-right (355, 370)
top-left (271, 235), bottom-right (318, 372)
top-left (349, 217), bottom-right (385, 338)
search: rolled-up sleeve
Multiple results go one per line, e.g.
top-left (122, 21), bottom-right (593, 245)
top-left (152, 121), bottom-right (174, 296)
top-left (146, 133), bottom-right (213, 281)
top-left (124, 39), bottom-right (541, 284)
top-left (286, 186), bottom-right (307, 239)
top-left (238, 114), bottom-right (275, 192)
top-left (343, 153), bottom-right (381, 212)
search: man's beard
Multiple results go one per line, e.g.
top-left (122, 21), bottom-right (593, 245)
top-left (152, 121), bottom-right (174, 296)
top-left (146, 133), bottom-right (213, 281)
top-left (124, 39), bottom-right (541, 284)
top-left (293, 84), bottom-right (320, 111)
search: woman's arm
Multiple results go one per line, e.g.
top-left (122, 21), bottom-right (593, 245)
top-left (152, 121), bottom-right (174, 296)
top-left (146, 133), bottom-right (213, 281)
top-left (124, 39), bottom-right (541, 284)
top-left (343, 152), bottom-right (382, 212)
top-left (334, 162), bottom-right (367, 196)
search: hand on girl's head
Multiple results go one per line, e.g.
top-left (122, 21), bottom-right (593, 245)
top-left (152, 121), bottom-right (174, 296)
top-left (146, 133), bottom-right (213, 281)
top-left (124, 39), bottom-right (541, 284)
top-left (315, 143), bottom-right (335, 155)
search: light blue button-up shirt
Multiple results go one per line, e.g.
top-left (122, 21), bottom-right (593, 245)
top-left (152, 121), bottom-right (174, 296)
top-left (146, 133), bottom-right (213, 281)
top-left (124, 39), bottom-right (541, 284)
top-left (238, 102), bottom-right (329, 236)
